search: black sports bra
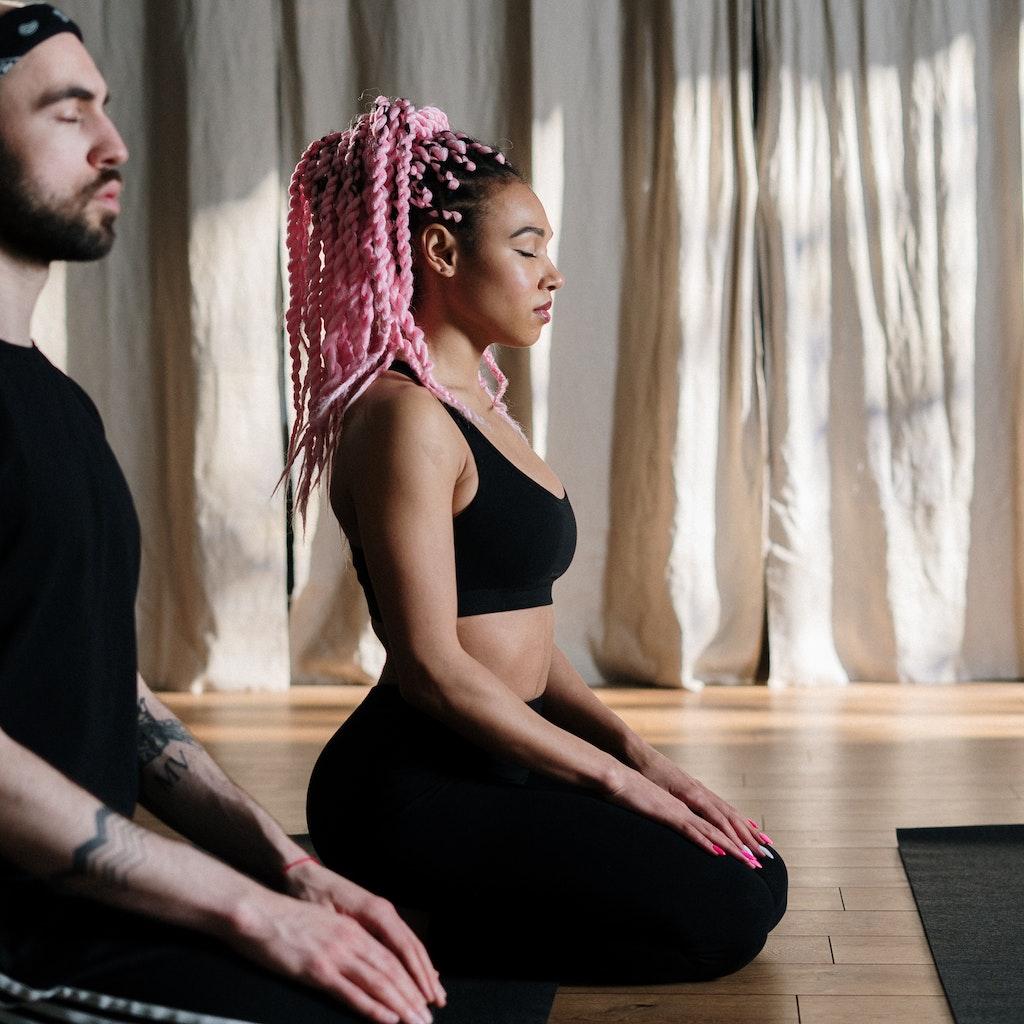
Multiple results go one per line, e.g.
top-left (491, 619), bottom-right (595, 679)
top-left (349, 361), bottom-right (576, 619)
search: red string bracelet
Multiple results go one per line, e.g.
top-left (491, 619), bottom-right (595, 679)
top-left (283, 854), bottom-right (319, 874)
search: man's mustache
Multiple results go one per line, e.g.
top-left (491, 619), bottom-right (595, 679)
top-left (82, 168), bottom-right (122, 199)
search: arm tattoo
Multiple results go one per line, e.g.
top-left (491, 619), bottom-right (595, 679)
top-left (137, 697), bottom-right (198, 789)
top-left (60, 807), bottom-right (145, 885)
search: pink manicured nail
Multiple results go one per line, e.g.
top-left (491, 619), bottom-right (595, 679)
top-left (759, 832), bottom-right (774, 845)
top-left (712, 844), bottom-right (725, 856)
top-left (746, 818), bottom-right (760, 829)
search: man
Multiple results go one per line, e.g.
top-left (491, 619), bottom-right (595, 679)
top-left (0, 6), bottom-right (554, 1023)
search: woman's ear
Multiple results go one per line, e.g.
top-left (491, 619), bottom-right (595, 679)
top-left (419, 223), bottom-right (459, 278)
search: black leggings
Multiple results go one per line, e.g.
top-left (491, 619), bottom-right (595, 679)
top-left (307, 685), bottom-right (787, 985)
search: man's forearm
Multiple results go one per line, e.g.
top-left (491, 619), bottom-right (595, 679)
top-left (0, 727), bottom-right (261, 937)
top-left (136, 683), bottom-right (306, 884)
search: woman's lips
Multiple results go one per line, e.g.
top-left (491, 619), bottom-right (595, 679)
top-left (534, 302), bottom-right (552, 324)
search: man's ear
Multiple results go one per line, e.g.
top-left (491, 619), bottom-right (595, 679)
top-left (419, 222), bottom-right (459, 279)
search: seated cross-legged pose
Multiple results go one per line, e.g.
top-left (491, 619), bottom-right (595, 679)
top-left (286, 96), bottom-right (787, 985)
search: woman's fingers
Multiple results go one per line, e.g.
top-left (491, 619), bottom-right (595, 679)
top-left (668, 801), bottom-right (757, 867)
top-left (614, 769), bottom-right (763, 868)
top-left (701, 823), bottom-right (762, 868)
top-left (687, 786), bottom-right (771, 863)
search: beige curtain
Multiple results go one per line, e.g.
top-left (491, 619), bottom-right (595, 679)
top-left (595, 1), bottom-right (767, 689)
top-left (43, 0), bottom-right (289, 692)
top-left (758, 0), bottom-right (1024, 683)
top-left (32, 1), bottom-right (1024, 690)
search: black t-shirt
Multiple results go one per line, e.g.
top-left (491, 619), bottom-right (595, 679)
top-left (0, 339), bottom-right (141, 887)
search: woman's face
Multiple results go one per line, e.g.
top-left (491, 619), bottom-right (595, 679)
top-left (446, 180), bottom-right (564, 348)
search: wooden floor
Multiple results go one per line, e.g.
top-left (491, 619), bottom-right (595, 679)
top-left (161, 682), bottom-right (1024, 1024)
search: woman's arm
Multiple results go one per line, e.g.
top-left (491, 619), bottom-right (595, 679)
top-left (349, 390), bottom-right (760, 868)
top-left (542, 645), bottom-right (776, 860)
top-left (540, 644), bottom-right (654, 769)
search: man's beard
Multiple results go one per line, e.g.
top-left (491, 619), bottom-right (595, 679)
top-left (0, 133), bottom-right (119, 264)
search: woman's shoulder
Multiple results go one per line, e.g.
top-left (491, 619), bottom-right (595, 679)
top-left (341, 369), bottom-right (463, 464)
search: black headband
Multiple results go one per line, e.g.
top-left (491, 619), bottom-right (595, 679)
top-left (0, 4), bottom-right (81, 78)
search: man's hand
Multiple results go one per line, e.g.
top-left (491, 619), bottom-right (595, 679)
top-left (640, 751), bottom-right (775, 864)
top-left (284, 860), bottom-right (445, 1012)
top-left (227, 886), bottom-right (440, 1024)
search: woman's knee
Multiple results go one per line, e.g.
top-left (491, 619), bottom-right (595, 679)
top-left (653, 870), bottom-right (782, 981)
top-left (685, 926), bottom-right (769, 981)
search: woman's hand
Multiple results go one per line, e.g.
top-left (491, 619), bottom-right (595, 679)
top-left (284, 861), bottom-right (445, 1012)
top-left (639, 751), bottom-right (774, 864)
top-left (606, 761), bottom-right (771, 869)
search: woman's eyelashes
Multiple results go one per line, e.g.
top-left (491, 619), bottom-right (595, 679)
top-left (515, 249), bottom-right (537, 259)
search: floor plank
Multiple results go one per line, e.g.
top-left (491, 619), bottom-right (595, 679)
top-left (772, 911), bottom-right (924, 937)
top-left (798, 994), bottom-right (954, 1023)
top-left (839, 887), bottom-right (917, 911)
top-left (766, 830), bottom-right (897, 848)
top-left (757, 935), bottom-right (833, 964)
top-left (780, 847), bottom-right (902, 867)
top-left (785, 866), bottom-right (910, 887)
top-left (663, 964), bottom-right (944, 996)
top-left (548, 993), bottom-right (798, 1022)
top-left (830, 935), bottom-right (934, 964)
top-left (786, 887), bottom-right (844, 911)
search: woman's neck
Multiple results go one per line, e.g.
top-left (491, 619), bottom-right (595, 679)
top-left (421, 322), bottom-right (490, 396)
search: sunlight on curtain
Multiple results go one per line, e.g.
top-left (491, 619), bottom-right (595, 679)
top-left (597, 0), bottom-right (764, 690)
top-left (528, 103), bottom-right (565, 461)
top-left (760, 1), bottom-right (1008, 684)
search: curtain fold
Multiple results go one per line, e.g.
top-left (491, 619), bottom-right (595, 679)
top-left (29, 1), bottom-right (1024, 690)
top-left (53, 0), bottom-right (290, 692)
top-left (596, 0), bottom-right (765, 690)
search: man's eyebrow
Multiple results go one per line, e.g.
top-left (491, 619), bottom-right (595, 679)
top-left (509, 226), bottom-right (546, 240)
top-left (35, 85), bottom-right (110, 109)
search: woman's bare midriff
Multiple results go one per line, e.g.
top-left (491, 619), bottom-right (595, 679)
top-left (373, 604), bottom-right (553, 701)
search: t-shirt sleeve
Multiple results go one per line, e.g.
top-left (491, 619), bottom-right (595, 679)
top-left (64, 377), bottom-right (106, 435)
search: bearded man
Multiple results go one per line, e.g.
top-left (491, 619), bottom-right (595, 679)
top-left (0, 6), bottom-right (553, 1023)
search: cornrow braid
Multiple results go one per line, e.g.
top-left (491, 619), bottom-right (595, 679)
top-left (283, 95), bottom-right (523, 523)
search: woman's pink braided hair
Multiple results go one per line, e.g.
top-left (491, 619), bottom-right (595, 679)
top-left (284, 95), bottom-right (522, 522)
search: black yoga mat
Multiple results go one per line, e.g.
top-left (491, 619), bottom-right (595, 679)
top-left (290, 835), bottom-right (556, 1024)
top-left (897, 824), bottom-right (1024, 1024)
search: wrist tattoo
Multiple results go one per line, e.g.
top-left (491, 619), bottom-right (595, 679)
top-left (57, 807), bottom-right (145, 885)
top-left (137, 697), bottom-right (198, 789)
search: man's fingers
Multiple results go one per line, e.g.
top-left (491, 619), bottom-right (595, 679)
top-left (346, 953), bottom-right (431, 1024)
top-left (330, 972), bottom-right (402, 1024)
top-left (352, 936), bottom-right (432, 1022)
top-left (363, 903), bottom-right (445, 1005)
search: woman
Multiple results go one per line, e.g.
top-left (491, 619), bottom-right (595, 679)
top-left (286, 97), bottom-right (787, 984)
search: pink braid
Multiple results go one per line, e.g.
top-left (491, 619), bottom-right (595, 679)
top-left (282, 96), bottom-right (523, 522)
